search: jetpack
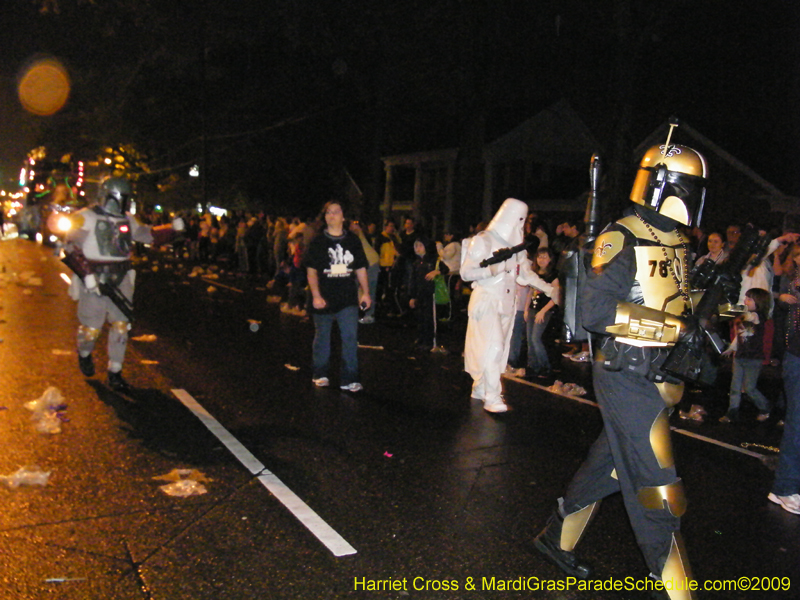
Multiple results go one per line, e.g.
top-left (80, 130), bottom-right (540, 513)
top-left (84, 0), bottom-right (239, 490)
top-left (560, 154), bottom-right (602, 343)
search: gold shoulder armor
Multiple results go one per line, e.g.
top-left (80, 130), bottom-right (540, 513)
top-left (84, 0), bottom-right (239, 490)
top-left (591, 230), bottom-right (626, 269)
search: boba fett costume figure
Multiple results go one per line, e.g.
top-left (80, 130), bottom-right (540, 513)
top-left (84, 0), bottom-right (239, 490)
top-left (534, 142), bottom-right (708, 600)
top-left (64, 177), bottom-right (182, 392)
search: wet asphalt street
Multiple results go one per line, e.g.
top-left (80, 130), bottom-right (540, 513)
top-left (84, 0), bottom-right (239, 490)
top-left (0, 236), bottom-right (798, 600)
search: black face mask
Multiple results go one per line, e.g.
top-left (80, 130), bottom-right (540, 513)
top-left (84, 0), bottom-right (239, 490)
top-left (663, 173), bottom-right (706, 227)
top-left (103, 193), bottom-right (130, 216)
top-left (645, 167), bottom-right (707, 227)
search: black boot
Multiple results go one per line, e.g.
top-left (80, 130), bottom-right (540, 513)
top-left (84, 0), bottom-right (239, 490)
top-left (107, 371), bottom-right (131, 393)
top-left (533, 511), bottom-right (593, 580)
top-left (78, 353), bottom-right (95, 377)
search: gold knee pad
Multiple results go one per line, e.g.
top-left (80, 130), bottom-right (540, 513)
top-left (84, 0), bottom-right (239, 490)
top-left (110, 321), bottom-right (130, 335)
top-left (560, 501), bottom-right (600, 551)
top-left (637, 479), bottom-right (686, 517)
top-left (77, 325), bottom-right (101, 341)
top-left (655, 381), bottom-right (684, 407)
top-left (650, 408), bottom-right (674, 469)
top-left (661, 532), bottom-right (696, 600)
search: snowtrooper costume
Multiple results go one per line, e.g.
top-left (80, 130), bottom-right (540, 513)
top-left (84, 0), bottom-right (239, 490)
top-left (65, 177), bottom-right (182, 392)
top-left (461, 198), bottom-right (558, 413)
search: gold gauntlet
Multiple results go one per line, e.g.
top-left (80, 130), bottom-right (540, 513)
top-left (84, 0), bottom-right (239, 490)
top-left (717, 302), bottom-right (746, 319)
top-left (605, 302), bottom-right (685, 347)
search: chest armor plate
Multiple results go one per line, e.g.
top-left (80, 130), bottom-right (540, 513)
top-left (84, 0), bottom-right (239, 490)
top-left (629, 244), bottom-right (688, 315)
top-left (95, 217), bottom-right (132, 258)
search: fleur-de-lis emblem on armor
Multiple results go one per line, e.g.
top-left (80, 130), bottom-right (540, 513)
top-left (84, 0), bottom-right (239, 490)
top-left (659, 144), bottom-right (682, 158)
top-left (595, 241), bottom-right (613, 257)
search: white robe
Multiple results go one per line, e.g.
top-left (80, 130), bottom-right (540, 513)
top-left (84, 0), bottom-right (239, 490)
top-left (461, 230), bottom-right (556, 405)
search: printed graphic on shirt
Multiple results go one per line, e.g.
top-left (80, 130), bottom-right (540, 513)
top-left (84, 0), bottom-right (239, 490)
top-left (326, 244), bottom-right (355, 277)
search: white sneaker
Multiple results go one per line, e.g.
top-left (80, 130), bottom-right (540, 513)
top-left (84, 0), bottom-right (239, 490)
top-left (768, 492), bottom-right (800, 515)
top-left (483, 399), bottom-right (509, 413)
top-left (340, 382), bottom-right (363, 392)
top-left (312, 377), bottom-right (329, 387)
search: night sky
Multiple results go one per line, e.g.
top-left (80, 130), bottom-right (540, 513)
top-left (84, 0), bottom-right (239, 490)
top-left (1, 0), bottom-right (798, 220)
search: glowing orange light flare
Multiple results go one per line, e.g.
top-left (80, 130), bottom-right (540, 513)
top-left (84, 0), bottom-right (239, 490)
top-left (17, 57), bottom-right (71, 116)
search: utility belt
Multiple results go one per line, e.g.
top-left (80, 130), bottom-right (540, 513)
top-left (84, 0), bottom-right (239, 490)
top-left (88, 260), bottom-right (132, 287)
top-left (598, 336), bottom-right (683, 385)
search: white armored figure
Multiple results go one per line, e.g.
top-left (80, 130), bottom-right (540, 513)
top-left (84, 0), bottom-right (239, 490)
top-left (64, 176), bottom-right (183, 392)
top-left (461, 198), bottom-right (559, 413)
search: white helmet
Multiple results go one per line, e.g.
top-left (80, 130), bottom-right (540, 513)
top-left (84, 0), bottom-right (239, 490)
top-left (486, 198), bottom-right (528, 246)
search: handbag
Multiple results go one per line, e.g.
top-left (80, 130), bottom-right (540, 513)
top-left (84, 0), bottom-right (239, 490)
top-left (434, 259), bottom-right (450, 305)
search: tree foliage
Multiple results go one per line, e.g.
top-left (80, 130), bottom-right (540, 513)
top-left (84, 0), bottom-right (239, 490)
top-left (19, 0), bottom-right (798, 219)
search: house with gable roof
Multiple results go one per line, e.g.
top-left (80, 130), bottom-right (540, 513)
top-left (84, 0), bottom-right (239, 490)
top-left (379, 99), bottom-right (600, 235)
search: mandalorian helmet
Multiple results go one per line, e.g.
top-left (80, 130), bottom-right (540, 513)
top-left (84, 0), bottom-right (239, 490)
top-left (486, 198), bottom-right (528, 246)
top-left (97, 177), bottom-right (132, 217)
top-left (630, 144), bottom-right (708, 227)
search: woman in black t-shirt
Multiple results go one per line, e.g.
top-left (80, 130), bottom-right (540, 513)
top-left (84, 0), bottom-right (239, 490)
top-left (305, 201), bottom-right (370, 392)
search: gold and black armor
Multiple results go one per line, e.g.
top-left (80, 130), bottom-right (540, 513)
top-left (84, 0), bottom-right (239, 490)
top-left (594, 214), bottom-right (692, 348)
top-left (534, 141), bottom-right (706, 600)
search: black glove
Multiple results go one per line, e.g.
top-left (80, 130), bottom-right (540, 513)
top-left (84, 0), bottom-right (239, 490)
top-left (689, 260), bottom-right (716, 290)
top-left (718, 272), bottom-right (742, 305)
top-left (678, 314), bottom-right (700, 341)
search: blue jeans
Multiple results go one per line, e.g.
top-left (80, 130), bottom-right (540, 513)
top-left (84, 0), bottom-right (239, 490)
top-left (526, 311), bottom-right (552, 373)
top-left (773, 352), bottom-right (800, 496)
top-left (312, 305), bottom-right (359, 385)
top-left (507, 310), bottom-right (526, 368)
top-left (727, 358), bottom-right (770, 415)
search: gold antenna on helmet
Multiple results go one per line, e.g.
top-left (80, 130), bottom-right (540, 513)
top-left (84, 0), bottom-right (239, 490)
top-left (662, 116), bottom-right (680, 155)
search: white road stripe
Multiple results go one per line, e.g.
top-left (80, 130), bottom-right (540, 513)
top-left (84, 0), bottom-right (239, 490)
top-left (504, 374), bottom-right (773, 460)
top-left (171, 389), bottom-right (357, 556)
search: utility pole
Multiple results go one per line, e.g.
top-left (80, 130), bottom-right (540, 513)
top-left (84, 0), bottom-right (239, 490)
top-left (199, 0), bottom-right (208, 210)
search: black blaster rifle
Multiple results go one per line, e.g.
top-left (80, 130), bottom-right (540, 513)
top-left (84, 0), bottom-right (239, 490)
top-left (561, 154), bottom-right (602, 343)
top-left (62, 248), bottom-right (135, 321)
top-left (584, 153), bottom-right (603, 247)
top-left (663, 225), bottom-right (770, 382)
top-left (479, 240), bottom-right (534, 268)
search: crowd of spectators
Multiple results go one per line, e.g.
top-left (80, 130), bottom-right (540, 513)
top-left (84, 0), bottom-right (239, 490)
top-left (678, 218), bottom-right (800, 429)
top-left (138, 204), bottom-right (798, 513)
top-left (148, 206), bottom-right (797, 431)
